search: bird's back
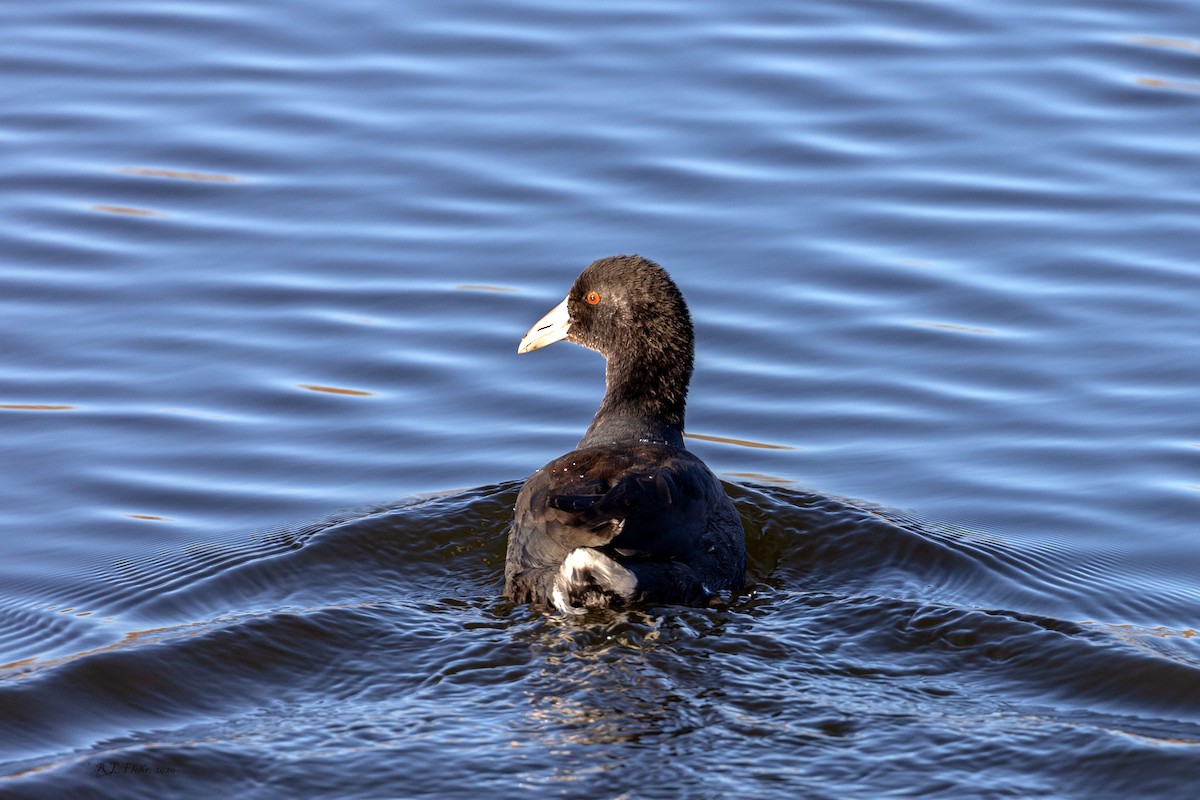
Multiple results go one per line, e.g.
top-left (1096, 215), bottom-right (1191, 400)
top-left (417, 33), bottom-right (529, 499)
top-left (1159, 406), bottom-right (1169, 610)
top-left (505, 442), bottom-right (745, 607)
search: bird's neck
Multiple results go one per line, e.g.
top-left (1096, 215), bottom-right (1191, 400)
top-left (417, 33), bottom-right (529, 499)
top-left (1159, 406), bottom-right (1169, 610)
top-left (577, 355), bottom-right (690, 449)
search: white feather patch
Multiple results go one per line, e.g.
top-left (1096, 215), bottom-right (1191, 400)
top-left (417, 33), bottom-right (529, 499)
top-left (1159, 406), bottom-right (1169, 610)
top-left (552, 547), bottom-right (638, 609)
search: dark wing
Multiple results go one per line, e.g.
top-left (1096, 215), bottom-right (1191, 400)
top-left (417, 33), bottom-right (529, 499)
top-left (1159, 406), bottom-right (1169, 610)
top-left (548, 468), bottom-right (679, 527)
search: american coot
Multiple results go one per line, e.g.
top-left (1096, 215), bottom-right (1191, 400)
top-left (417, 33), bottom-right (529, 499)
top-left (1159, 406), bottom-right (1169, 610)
top-left (506, 255), bottom-right (746, 612)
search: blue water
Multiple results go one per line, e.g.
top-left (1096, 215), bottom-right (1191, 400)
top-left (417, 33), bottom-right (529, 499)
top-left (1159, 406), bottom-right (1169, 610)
top-left (2, 1), bottom-right (1199, 797)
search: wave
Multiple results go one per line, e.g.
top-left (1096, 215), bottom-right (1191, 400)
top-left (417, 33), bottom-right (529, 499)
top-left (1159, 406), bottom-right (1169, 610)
top-left (3, 480), bottom-right (1199, 792)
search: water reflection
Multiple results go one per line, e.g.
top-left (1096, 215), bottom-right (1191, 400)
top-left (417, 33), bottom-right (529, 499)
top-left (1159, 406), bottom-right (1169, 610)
top-left (913, 320), bottom-right (998, 335)
top-left (1127, 35), bottom-right (1200, 54)
top-left (120, 167), bottom-right (241, 183)
top-left (516, 609), bottom-right (727, 790)
top-left (89, 204), bottom-right (163, 217)
top-left (455, 284), bottom-right (519, 293)
top-left (296, 383), bottom-right (374, 397)
top-left (685, 431), bottom-right (796, 450)
top-left (1135, 76), bottom-right (1200, 94)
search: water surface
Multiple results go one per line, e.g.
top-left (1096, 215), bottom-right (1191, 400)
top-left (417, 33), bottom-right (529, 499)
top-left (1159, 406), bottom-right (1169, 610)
top-left (2, 0), bottom-right (1199, 797)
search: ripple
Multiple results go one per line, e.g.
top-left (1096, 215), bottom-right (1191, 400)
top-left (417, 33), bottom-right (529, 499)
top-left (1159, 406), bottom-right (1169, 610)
top-left (4, 482), bottom-right (1200, 794)
top-left (4, 0), bottom-right (1200, 794)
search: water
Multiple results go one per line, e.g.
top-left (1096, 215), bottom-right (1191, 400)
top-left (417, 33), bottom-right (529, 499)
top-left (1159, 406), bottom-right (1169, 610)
top-left (2, 0), bottom-right (1199, 796)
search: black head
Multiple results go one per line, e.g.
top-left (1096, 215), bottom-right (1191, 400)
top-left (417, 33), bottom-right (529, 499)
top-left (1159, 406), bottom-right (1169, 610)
top-left (569, 255), bottom-right (693, 361)
top-left (519, 255), bottom-right (696, 444)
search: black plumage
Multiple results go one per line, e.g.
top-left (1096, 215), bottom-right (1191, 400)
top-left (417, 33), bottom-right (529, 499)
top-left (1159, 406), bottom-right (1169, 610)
top-left (505, 255), bottom-right (746, 611)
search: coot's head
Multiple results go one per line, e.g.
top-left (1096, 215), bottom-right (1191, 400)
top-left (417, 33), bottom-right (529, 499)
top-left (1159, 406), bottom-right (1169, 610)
top-left (518, 255), bottom-right (693, 365)
top-left (519, 255), bottom-right (695, 443)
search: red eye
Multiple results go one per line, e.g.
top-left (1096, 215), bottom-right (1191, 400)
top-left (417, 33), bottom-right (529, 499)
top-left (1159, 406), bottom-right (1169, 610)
top-left (585, 291), bottom-right (601, 305)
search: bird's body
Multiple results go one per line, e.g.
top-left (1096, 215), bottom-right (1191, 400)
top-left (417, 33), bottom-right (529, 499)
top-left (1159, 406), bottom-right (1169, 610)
top-left (505, 255), bottom-right (746, 612)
